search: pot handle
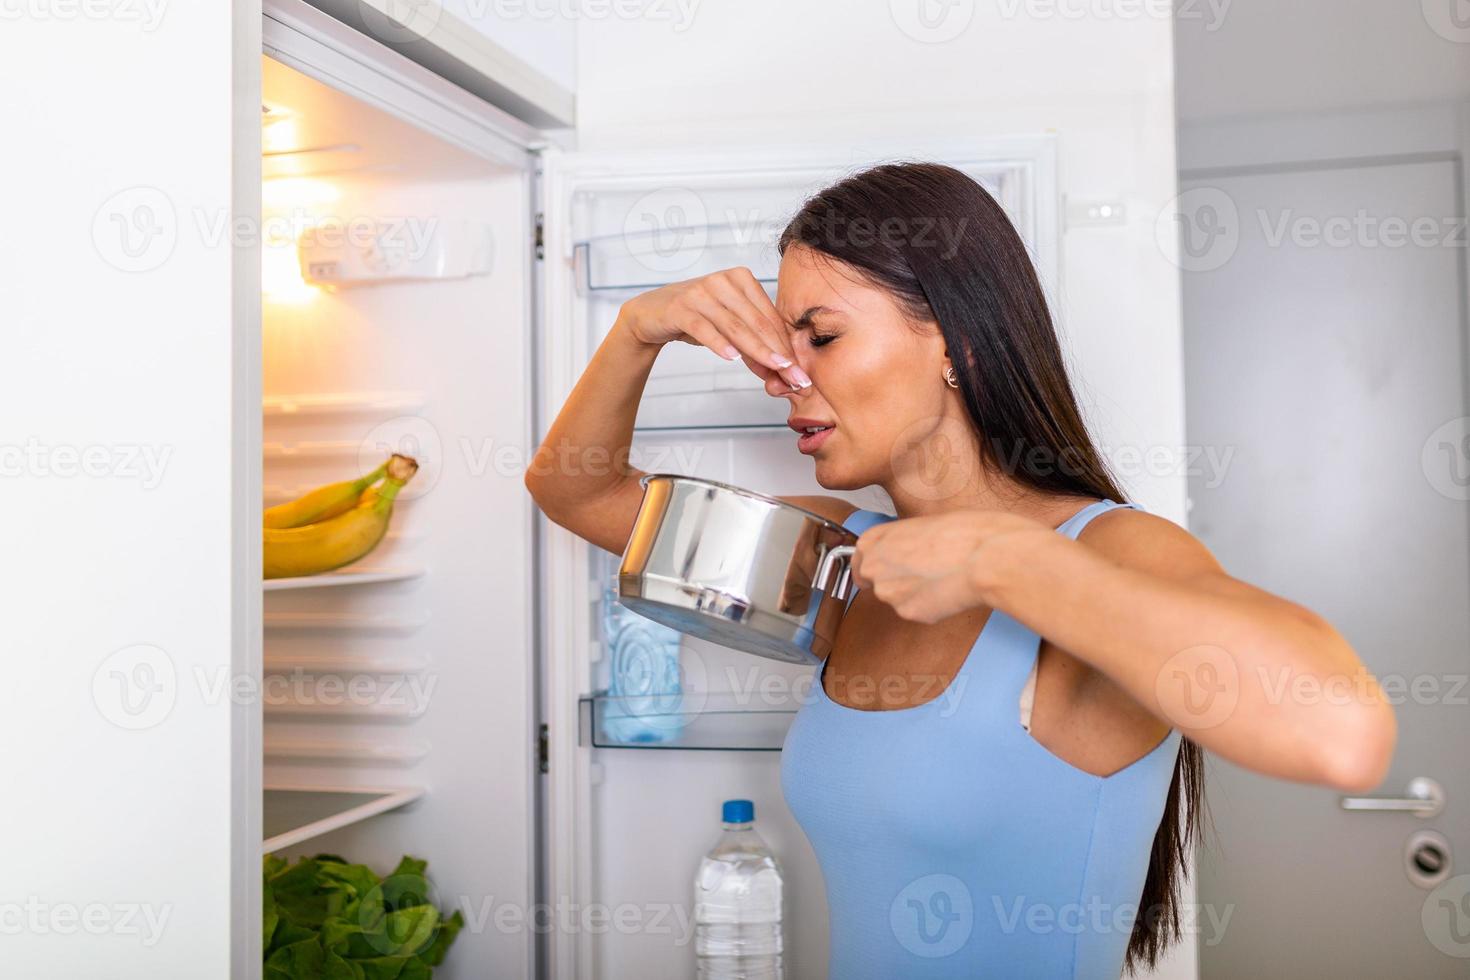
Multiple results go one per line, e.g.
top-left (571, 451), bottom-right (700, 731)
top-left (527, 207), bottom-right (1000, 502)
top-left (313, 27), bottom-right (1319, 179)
top-left (813, 544), bottom-right (857, 600)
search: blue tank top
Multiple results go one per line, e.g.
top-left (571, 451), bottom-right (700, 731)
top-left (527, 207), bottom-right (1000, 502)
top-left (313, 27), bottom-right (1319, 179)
top-left (781, 499), bottom-right (1183, 979)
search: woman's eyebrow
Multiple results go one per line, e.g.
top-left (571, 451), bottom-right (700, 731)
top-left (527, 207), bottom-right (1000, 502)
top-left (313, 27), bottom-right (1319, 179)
top-left (786, 305), bottom-right (837, 329)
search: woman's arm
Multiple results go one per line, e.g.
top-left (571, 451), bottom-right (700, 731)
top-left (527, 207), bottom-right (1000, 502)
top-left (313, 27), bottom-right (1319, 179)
top-left (524, 268), bottom-right (812, 554)
top-left (523, 324), bottom-right (662, 555)
top-left (851, 508), bottom-right (1397, 792)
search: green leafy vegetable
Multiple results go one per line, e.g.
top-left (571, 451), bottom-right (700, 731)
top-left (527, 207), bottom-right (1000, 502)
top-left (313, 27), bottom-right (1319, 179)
top-left (263, 853), bottom-right (465, 979)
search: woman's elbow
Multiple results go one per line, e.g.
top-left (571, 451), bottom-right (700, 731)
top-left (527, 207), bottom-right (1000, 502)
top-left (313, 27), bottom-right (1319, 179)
top-left (523, 445), bottom-right (565, 511)
top-left (1316, 694), bottom-right (1398, 794)
top-left (523, 460), bottom-right (548, 504)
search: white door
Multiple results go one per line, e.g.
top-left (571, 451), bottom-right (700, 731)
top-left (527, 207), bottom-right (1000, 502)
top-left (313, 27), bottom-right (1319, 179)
top-left (1182, 158), bottom-right (1470, 975)
top-left (0, 6), bottom-right (263, 978)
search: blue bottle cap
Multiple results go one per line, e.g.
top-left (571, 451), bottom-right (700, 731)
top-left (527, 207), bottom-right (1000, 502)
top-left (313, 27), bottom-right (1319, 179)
top-left (723, 799), bottom-right (754, 824)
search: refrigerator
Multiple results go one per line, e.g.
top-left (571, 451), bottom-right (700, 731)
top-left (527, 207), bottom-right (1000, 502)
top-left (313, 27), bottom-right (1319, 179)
top-left (55, 2), bottom-right (1059, 976)
top-left (257, 15), bottom-right (1061, 980)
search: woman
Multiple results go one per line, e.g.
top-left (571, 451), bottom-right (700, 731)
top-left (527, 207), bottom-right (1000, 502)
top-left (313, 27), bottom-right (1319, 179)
top-left (524, 163), bottom-right (1396, 977)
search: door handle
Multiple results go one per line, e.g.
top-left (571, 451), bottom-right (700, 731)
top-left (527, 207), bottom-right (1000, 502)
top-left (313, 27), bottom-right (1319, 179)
top-left (1340, 776), bottom-right (1445, 818)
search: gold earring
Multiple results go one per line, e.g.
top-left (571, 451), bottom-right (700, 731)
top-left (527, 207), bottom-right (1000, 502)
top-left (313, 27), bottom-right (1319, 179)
top-left (943, 366), bottom-right (959, 389)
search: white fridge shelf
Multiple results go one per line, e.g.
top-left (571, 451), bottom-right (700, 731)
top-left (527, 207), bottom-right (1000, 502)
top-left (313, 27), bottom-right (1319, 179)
top-left (264, 736), bottom-right (432, 767)
top-left (263, 610), bottom-right (431, 633)
top-left (264, 697), bottom-right (425, 720)
top-left (578, 692), bottom-right (798, 751)
top-left (264, 439), bottom-right (370, 460)
top-left (264, 651), bottom-right (433, 674)
top-left (263, 391), bottom-right (427, 418)
top-left (262, 786), bottom-right (426, 854)
top-left (263, 567), bottom-right (426, 591)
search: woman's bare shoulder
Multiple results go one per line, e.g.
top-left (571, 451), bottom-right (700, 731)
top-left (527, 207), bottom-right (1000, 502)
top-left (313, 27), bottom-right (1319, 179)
top-left (1079, 505), bottom-right (1225, 582)
top-left (777, 495), bottom-right (862, 526)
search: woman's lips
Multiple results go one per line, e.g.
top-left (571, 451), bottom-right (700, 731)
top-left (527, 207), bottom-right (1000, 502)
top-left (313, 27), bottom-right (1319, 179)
top-left (796, 425), bottom-right (835, 454)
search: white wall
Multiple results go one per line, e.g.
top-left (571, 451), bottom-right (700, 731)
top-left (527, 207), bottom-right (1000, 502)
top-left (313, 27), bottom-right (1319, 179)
top-left (1175, 0), bottom-right (1470, 122)
top-left (573, 5), bottom-right (1193, 979)
top-left (1173, 0), bottom-right (1470, 171)
top-left (574, 1), bottom-right (1189, 521)
top-left (441, 0), bottom-right (577, 91)
top-left (0, 4), bottom-right (260, 978)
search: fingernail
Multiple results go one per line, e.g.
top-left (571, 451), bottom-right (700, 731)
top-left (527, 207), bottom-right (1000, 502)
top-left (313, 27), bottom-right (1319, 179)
top-left (770, 352), bottom-right (793, 367)
top-left (722, 345), bottom-right (740, 360)
top-left (789, 366), bottom-right (813, 388)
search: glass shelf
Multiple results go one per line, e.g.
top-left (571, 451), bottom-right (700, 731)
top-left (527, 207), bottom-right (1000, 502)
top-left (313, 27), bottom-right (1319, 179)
top-left (264, 736), bottom-right (431, 767)
top-left (578, 691), bottom-right (799, 751)
top-left (263, 567), bottom-right (425, 591)
top-left (574, 224), bottom-right (779, 297)
top-left (263, 391), bottom-right (426, 418)
top-left (262, 786), bottom-right (425, 854)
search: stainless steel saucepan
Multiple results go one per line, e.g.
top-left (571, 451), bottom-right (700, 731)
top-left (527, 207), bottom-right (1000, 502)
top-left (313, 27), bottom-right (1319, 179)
top-left (617, 474), bottom-right (859, 665)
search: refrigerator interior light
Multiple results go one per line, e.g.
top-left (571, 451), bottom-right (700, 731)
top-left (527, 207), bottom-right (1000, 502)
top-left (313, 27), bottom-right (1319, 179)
top-left (260, 178), bottom-right (342, 302)
top-left (263, 238), bottom-right (320, 304)
top-left (263, 177), bottom-right (341, 209)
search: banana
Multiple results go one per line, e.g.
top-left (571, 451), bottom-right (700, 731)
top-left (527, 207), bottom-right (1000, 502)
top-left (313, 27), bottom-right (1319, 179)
top-left (264, 461), bottom-right (389, 529)
top-left (264, 455), bottom-right (419, 579)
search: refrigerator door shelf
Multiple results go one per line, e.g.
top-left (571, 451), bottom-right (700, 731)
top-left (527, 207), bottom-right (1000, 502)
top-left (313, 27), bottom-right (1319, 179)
top-left (573, 224), bottom-right (779, 298)
top-left (634, 387), bottom-right (788, 430)
top-left (578, 692), bottom-right (798, 752)
top-left (632, 344), bottom-right (791, 429)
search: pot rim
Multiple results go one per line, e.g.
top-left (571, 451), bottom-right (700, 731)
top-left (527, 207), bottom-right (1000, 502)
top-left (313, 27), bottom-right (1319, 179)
top-left (637, 472), bottom-right (857, 538)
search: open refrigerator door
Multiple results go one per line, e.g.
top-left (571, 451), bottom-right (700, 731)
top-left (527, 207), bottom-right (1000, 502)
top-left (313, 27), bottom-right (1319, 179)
top-left (536, 141), bottom-right (1057, 979)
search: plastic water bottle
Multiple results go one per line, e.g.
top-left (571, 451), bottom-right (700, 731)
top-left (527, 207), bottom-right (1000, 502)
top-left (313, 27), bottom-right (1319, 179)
top-left (694, 800), bottom-right (784, 979)
top-left (602, 585), bottom-right (686, 743)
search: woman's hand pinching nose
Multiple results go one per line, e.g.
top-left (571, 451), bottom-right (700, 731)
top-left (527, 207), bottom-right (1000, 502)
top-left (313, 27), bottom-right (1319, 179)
top-left (617, 266), bottom-right (810, 391)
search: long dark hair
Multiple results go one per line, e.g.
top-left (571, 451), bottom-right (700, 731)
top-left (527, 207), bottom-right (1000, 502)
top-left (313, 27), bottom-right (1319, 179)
top-left (779, 162), bottom-right (1205, 973)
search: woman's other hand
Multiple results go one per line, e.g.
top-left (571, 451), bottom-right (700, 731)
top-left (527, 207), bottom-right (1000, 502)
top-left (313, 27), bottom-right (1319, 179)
top-left (849, 510), bottom-right (1045, 623)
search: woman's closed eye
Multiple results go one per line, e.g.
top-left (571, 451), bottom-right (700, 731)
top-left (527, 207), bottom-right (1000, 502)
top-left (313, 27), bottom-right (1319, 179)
top-left (809, 332), bottom-right (838, 348)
